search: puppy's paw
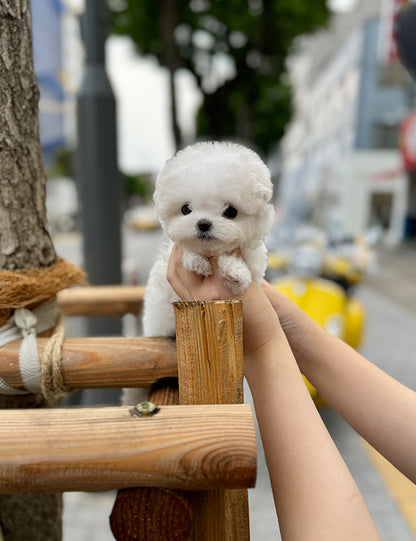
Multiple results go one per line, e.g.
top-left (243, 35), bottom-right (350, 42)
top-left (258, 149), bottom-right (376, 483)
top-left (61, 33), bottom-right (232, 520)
top-left (182, 250), bottom-right (212, 276)
top-left (218, 254), bottom-right (252, 294)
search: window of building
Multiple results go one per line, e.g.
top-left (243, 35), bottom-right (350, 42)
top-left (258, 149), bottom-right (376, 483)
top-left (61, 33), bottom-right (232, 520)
top-left (372, 122), bottom-right (400, 149)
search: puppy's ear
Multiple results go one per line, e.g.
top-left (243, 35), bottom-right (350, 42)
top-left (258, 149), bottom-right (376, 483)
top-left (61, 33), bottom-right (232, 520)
top-left (255, 203), bottom-right (275, 239)
top-left (152, 187), bottom-right (169, 230)
top-left (153, 188), bottom-right (160, 206)
top-left (252, 174), bottom-right (273, 203)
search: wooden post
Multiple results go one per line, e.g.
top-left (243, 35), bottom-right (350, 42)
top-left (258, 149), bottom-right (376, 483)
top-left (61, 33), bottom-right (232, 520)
top-left (110, 378), bottom-right (194, 541)
top-left (173, 300), bottom-right (251, 541)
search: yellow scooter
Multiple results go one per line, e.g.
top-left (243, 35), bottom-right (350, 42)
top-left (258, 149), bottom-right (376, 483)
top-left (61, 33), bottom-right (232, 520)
top-left (268, 244), bottom-right (366, 407)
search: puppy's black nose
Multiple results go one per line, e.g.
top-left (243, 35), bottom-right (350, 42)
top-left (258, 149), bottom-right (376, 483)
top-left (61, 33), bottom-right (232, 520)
top-left (197, 219), bottom-right (212, 232)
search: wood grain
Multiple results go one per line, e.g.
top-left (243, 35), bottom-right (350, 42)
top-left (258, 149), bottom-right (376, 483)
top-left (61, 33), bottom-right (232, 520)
top-left (110, 379), bottom-right (187, 540)
top-left (111, 487), bottom-right (193, 541)
top-left (57, 286), bottom-right (145, 316)
top-left (0, 336), bottom-right (177, 390)
top-left (0, 405), bottom-right (256, 494)
top-left (174, 301), bottom-right (244, 405)
top-left (174, 301), bottom-right (251, 541)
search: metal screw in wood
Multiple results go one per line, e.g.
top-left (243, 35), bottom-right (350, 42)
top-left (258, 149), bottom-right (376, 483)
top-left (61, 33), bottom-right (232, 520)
top-left (130, 401), bottom-right (160, 418)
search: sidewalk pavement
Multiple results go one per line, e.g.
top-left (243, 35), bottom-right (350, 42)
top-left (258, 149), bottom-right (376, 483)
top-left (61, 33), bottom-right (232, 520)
top-left (365, 242), bottom-right (416, 316)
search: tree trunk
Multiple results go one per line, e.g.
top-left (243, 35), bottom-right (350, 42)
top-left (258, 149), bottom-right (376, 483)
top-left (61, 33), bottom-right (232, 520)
top-left (168, 65), bottom-right (182, 151)
top-left (0, 0), bottom-right (56, 270)
top-left (159, 0), bottom-right (182, 150)
top-left (0, 2), bottom-right (61, 539)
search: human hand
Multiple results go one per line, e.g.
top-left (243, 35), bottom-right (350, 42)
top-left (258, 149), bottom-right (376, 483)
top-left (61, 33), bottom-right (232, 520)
top-left (260, 280), bottom-right (323, 362)
top-left (167, 244), bottom-right (283, 362)
top-left (166, 244), bottom-right (233, 301)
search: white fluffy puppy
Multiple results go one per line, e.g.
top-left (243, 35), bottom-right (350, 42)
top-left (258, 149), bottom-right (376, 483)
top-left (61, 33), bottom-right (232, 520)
top-left (143, 141), bottom-right (275, 338)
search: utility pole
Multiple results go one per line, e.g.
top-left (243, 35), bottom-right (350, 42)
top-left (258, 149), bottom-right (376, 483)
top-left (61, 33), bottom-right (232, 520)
top-left (77, 1), bottom-right (122, 403)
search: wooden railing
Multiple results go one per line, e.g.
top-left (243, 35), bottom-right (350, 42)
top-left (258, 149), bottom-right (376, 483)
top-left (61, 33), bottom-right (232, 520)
top-left (0, 286), bottom-right (256, 540)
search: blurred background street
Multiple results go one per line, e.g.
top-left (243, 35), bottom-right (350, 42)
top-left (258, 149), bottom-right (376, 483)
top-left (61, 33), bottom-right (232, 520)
top-left (12, 0), bottom-right (416, 538)
top-left (53, 228), bottom-right (416, 541)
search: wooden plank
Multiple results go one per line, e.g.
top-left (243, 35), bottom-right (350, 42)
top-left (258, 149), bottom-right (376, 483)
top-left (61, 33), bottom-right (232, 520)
top-left (0, 405), bottom-right (256, 494)
top-left (0, 337), bottom-right (177, 390)
top-left (57, 285), bottom-right (145, 316)
top-left (110, 379), bottom-right (189, 540)
top-left (174, 301), bottom-right (252, 541)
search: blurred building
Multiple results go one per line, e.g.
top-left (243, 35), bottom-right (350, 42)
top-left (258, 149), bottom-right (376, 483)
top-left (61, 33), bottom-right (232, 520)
top-left (279, 0), bottom-right (415, 245)
top-left (31, 0), bottom-right (83, 167)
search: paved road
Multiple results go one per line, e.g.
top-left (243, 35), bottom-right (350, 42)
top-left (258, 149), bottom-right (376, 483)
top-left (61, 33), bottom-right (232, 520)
top-left (326, 285), bottom-right (416, 541)
top-left (57, 233), bottom-right (416, 540)
top-left (365, 243), bottom-right (416, 317)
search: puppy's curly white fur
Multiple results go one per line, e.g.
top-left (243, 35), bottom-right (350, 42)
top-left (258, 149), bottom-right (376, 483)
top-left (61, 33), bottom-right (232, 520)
top-left (123, 142), bottom-right (274, 404)
top-left (143, 141), bottom-right (275, 338)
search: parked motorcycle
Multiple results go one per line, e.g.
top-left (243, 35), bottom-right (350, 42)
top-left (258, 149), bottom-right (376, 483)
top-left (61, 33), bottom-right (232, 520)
top-left (266, 230), bottom-right (375, 406)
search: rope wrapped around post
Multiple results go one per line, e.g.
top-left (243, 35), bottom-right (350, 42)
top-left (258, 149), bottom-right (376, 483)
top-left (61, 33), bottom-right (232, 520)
top-left (40, 314), bottom-right (69, 404)
top-left (0, 257), bottom-right (85, 404)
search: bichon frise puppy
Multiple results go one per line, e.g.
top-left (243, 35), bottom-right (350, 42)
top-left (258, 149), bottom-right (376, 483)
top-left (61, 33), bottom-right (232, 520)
top-left (143, 141), bottom-right (275, 338)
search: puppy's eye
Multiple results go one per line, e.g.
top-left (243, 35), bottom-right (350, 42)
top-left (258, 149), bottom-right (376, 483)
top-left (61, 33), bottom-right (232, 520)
top-left (181, 204), bottom-right (192, 215)
top-left (223, 205), bottom-right (238, 219)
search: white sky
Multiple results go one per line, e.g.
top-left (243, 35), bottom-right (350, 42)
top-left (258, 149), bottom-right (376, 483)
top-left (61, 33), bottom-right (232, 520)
top-left (105, 1), bottom-right (359, 174)
top-left (107, 37), bottom-right (202, 174)
top-left (63, 0), bottom-right (201, 174)
top-left (65, 0), bottom-right (358, 175)
top-left (329, 0), bottom-right (360, 11)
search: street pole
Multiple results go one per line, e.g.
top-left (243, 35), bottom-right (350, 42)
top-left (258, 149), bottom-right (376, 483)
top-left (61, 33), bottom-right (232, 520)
top-left (76, 0), bottom-right (122, 404)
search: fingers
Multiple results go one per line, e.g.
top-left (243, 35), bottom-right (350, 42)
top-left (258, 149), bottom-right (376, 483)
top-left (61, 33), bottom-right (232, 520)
top-left (166, 245), bottom-right (186, 299)
top-left (167, 245), bottom-right (199, 301)
top-left (261, 280), bottom-right (292, 312)
top-left (260, 280), bottom-right (281, 309)
top-left (260, 279), bottom-right (319, 350)
top-left (261, 279), bottom-right (277, 297)
top-left (167, 244), bottom-right (236, 302)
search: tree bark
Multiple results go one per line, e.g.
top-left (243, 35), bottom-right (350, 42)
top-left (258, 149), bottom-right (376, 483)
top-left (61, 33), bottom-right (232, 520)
top-left (159, 0), bottom-right (183, 150)
top-left (0, 0), bottom-right (56, 270)
top-left (0, 2), bottom-right (61, 539)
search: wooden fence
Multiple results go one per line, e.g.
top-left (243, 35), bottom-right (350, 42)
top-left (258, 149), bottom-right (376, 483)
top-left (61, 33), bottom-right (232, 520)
top-left (0, 286), bottom-right (256, 540)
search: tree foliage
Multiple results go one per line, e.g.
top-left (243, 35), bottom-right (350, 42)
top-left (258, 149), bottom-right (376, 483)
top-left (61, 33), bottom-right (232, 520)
top-left (110, 0), bottom-right (329, 156)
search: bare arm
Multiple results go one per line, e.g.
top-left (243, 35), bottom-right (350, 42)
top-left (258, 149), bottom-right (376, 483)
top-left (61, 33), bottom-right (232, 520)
top-left (262, 281), bottom-right (416, 483)
top-left (167, 245), bottom-right (380, 540)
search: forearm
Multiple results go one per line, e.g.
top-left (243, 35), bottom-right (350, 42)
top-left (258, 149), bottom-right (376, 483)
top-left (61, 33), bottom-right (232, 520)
top-left (297, 326), bottom-right (416, 483)
top-left (166, 260), bottom-right (381, 537)
top-left (245, 336), bottom-right (380, 540)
